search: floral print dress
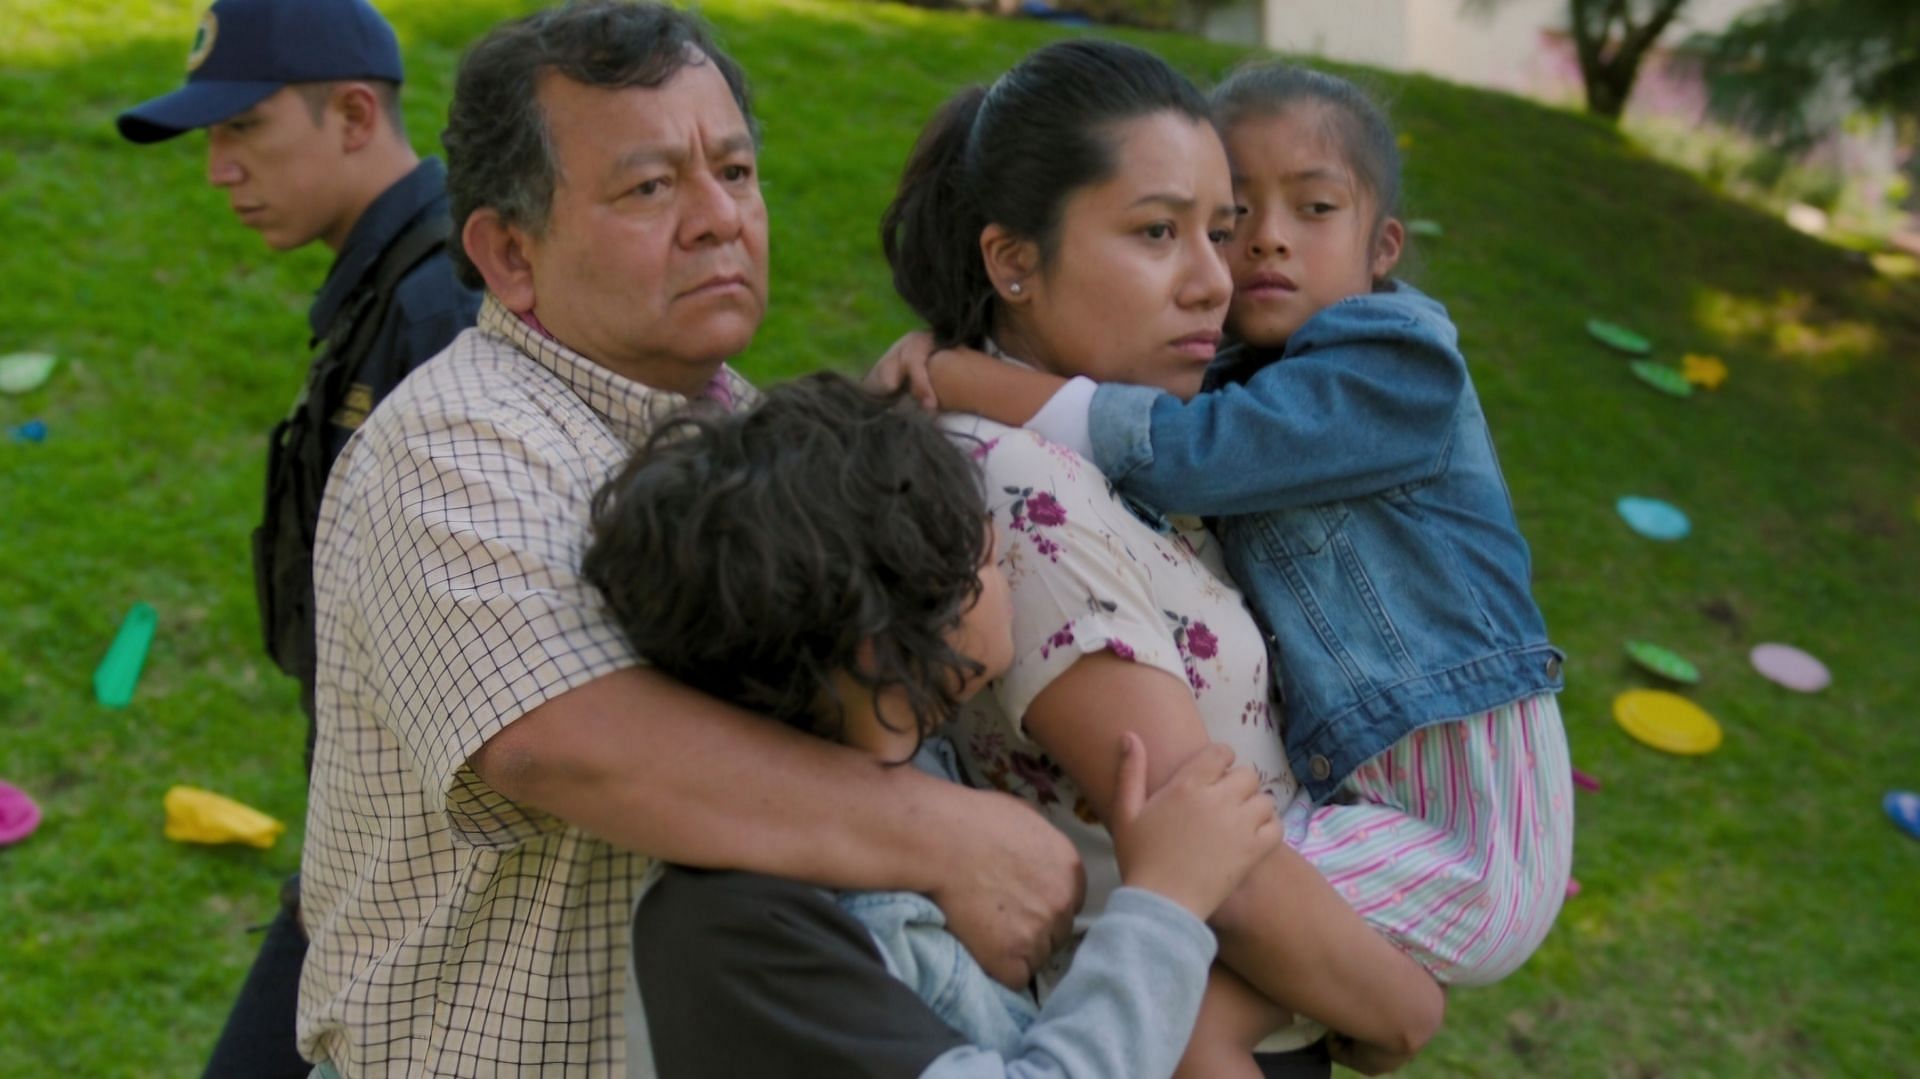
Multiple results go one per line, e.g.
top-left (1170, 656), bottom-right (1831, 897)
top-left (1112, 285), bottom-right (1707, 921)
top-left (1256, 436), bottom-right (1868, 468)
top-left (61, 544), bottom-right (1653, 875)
top-left (943, 418), bottom-right (1315, 1045)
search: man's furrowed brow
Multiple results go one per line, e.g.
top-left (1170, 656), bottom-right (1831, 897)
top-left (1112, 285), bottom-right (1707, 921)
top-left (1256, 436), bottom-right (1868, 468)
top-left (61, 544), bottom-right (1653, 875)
top-left (710, 132), bottom-right (756, 158)
top-left (610, 145), bottom-right (680, 179)
top-left (609, 132), bottom-right (756, 180)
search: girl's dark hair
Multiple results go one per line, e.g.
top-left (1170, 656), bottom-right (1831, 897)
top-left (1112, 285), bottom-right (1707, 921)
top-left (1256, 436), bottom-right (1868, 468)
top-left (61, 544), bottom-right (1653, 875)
top-left (1211, 63), bottom-right (1402, 230)
top-left (582, 373), bottom-right (989, 759)
top-left (882, 40), bottom-right (1210, 348)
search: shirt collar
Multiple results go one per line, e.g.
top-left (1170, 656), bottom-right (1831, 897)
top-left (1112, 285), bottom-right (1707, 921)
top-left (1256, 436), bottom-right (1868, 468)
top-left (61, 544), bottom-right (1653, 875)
top-left (982, 337), bottom-right (1031, 370)
top-left (308, 158), bottom-right (452, 342)
top-left (476, 294), bottom-right (753, 448)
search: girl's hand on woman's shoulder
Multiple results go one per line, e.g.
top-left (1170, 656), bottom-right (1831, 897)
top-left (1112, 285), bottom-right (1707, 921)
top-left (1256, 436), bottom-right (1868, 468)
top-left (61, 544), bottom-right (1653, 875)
top-left (866, 330), bottom-right (944, 411)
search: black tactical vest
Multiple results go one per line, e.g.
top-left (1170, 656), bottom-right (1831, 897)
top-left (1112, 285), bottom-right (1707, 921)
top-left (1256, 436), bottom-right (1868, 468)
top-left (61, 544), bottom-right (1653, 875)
top-left (250, 214), bottom-right (451, 706)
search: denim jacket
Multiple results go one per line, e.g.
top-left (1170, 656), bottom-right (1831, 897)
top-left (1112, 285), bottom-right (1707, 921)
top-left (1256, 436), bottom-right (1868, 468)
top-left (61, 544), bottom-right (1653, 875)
top-left (836, 740), bottom-right (1041, 1055)
top-left (1087, 282), bottom-right (1563, 803)
top-left (836, 739), bottom-right (1219, 1078)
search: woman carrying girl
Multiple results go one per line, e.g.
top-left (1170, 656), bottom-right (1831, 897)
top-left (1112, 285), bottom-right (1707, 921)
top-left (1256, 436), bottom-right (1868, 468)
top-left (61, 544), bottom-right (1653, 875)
top-left (883, 58), bottom-right (1574, 1071)
top-left (880, 41), bottom-right (1453, 1077)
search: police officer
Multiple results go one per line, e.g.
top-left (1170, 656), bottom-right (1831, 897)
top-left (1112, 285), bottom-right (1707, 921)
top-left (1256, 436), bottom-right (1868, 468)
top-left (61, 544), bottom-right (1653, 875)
top-left (117, 0), bottom-right (479, 1074)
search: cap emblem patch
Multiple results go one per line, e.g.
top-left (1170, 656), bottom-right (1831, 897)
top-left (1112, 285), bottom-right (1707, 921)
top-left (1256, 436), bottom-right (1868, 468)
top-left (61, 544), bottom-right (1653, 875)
top-left (186, 11), bottom-right (219, 72)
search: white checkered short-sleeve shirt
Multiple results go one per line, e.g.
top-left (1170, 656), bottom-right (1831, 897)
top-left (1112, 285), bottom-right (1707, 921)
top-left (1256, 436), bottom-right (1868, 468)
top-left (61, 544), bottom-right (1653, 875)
top-left (297, 295), bottom-right (754, 1076)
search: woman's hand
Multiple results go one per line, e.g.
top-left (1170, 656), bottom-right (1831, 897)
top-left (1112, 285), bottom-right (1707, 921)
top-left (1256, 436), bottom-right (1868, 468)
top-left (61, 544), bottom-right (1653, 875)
top-left (866, 330), bottom-right (944, 411)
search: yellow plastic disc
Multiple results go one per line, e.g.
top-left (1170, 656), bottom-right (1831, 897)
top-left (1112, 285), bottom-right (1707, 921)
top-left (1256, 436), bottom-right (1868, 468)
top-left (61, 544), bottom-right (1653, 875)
top-left (1612, 689), bottom-right (1723, 756)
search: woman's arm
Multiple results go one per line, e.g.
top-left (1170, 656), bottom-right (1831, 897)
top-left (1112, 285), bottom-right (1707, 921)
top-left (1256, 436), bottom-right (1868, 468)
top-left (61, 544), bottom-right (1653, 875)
top-left (1022, 654), bottom-right (1445, 1056)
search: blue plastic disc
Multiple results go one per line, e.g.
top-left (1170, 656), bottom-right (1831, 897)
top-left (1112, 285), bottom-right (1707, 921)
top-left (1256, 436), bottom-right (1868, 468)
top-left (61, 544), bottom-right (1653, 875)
top-left (1887, 791), bottom-right (1920, 842)
top-left (1616, 496), bottom-right (1690, 541)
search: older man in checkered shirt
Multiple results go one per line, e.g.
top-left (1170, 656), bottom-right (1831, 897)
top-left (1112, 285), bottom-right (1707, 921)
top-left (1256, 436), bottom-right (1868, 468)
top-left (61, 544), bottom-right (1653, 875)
top-left (294, 4), bottom-right (1082, 1075)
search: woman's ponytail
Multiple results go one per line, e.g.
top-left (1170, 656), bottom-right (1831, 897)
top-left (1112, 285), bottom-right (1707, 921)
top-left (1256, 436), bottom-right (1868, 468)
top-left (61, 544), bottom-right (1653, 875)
top-left (881, 86), bottom-right (995, 347)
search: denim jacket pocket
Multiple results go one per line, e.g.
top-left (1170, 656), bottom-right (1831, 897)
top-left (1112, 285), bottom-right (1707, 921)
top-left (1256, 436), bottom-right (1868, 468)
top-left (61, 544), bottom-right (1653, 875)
top-left (1248, 503), bottom-right (1351, 560)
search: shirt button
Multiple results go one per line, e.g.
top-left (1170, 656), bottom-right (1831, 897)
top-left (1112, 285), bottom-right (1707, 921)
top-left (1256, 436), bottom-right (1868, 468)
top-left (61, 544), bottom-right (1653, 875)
top-left (1310, 755), bottom-right (1331, 781)
top-left (1545, 655), bottom-right (1563, 680)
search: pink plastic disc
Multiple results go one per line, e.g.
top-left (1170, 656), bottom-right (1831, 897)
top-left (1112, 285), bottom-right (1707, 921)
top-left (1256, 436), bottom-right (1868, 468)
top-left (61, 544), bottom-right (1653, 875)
top-left (0, 781), bottom-right (43, 846)
top-left (1749, 643), bottom-right (1831, 693)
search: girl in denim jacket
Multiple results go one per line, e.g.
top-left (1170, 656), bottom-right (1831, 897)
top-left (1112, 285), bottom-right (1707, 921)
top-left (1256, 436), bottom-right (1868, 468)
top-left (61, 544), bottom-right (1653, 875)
top-left (882, 61), bottom-right (1574, 1056)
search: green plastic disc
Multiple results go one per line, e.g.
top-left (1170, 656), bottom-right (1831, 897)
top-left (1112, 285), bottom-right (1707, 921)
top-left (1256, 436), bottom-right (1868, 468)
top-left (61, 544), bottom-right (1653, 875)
top-left (1629, 361), bottom-right (1693, 397)
top-left (1587, 319), bottom-right (1652, 356)
top-left (0, 352), bottom-right (57, 395)
top-left (1406, 219), bottom-right (1444, 238)
top-left (1625, 640), bottom-right (1700, 684)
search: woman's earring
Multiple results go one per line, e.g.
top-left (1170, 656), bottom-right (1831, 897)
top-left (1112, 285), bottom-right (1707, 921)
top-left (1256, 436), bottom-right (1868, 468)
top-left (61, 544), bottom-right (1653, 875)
top-left (1009, 281), bottom-right (1023, 296)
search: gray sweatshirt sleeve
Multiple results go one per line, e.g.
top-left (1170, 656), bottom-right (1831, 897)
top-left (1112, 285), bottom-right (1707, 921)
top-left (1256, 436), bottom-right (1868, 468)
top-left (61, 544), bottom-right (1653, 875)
top-left (918, 887), bottom-right (1217, 1079)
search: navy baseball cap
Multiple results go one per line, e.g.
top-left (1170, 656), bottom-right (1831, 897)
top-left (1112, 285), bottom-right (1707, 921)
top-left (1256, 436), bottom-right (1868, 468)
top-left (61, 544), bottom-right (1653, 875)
top-left (117, 0), bottom-right (404, 144)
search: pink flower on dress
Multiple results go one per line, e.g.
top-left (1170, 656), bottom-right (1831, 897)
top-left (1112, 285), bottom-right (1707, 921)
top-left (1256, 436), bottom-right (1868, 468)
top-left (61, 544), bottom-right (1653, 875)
top-left (967, 437), bottom-right (1001, 462)
top-left (1026, 491), bottom-right (1067, 527)
top-left (1005, 485), bottom-right (1065, 562)
top-left (1163, 610), bottom-right (1215, 696)
top-left (968, 731), bottom-right (1069, 812)
top-left (1240, 697), bottom-right (1276, 731)
top-left (1107, 640), bottom-right (1136, 662)
top-left (1008, 751), bottom-right (1066, 809)
top-left (1185, 621), bottom-right (1218, 660)
top-left (1040, 622), bottom-right (1076, 659)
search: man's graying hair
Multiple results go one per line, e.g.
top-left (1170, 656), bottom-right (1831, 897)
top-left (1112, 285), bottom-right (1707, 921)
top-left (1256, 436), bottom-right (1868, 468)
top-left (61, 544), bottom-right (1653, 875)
top-left (441, 0), bottom-right (756, 289)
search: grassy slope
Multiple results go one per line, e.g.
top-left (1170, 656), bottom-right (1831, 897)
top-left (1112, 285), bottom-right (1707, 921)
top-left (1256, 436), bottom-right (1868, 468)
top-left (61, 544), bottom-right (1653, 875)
top-left (3, 1), bottom-right (1917, 1074)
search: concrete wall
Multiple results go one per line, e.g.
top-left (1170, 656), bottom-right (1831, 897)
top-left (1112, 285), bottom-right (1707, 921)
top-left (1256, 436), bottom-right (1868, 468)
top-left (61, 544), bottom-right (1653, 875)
top-left (1200, 0), bottom-right (1769, 101)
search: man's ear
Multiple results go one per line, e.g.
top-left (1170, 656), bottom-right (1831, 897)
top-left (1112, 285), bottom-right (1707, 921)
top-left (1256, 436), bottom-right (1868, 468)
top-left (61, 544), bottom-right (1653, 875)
top-left (463, 208), bottom-right (539, 312)
top-left (1371, 217), bottom-right (1406, 282)
top-left (980, 224), bottom-right (1040, 304)
top-left (331, 82), bottom-right (384, 154)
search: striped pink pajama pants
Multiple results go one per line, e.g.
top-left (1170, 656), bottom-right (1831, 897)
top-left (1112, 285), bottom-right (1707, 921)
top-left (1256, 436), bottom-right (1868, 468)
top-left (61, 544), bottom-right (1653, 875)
top-left (1282, 693), bottom-right (1574, 986)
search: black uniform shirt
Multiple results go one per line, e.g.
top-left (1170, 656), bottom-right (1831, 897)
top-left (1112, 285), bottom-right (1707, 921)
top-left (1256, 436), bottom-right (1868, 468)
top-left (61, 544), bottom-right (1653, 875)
top-left (306, 156), bottom-right (480, 463)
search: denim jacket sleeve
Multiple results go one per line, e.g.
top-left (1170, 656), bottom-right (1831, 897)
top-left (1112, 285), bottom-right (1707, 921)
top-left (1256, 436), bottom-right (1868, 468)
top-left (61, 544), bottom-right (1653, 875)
top-left (916, 888), bottom-right (1217, 1079)
top-left (841, 890), bottom-right (1037, 1056)
top-left (1087, 287), bottom-right (1469, 515)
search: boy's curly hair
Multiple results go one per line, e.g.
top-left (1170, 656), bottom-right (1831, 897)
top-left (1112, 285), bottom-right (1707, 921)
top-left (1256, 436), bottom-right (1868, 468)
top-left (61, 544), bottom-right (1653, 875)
top-left (583, 373), bottom-right (989, 754)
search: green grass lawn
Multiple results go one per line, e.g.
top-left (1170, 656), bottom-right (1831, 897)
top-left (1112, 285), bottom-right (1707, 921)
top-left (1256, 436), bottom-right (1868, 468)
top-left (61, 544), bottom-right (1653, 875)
top-left (4, 0), bottom-right (1918, 1074)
